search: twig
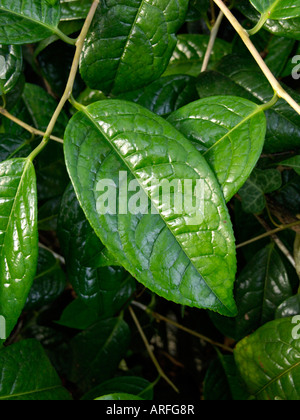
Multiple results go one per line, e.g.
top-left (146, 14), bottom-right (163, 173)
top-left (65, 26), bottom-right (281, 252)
top-left (132, 301), bottom-right (234, 353)
top-left (212, 0), bottom-right (300, 116)
top-left (201, 11), bottom-right (224, 73)
top-left (128, 306), bottom-right (180, 394)
top-left (28, 0), bottom-right (100, 161)
top-left (0, 107), bottom-right (64, 144)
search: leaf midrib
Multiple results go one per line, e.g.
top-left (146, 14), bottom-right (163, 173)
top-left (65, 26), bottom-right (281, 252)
top-left (0, 384), bottom-right (64, 400)
top-left (77, 106), bottom-right (234, 314)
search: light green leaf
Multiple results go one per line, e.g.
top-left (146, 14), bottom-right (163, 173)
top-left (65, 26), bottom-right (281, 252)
top-left (163, 34), bottom-right (232, 77)
top-left (79, 0), bottom-right (189, 95)
top-left (0, 158), bottom-right (38, 339)
top-left (250, 0), bottom-right (300, 20)
top-left (235, 317), bottom-right (300, 400)
top-left (0, 0), bottom-right (61, 45)
top-left (281, 155), bottom-right (300, 175)
top-left (0, 339), bottom-right (71, 400)
top-left (239, 168), bottom-right (282, 214)
top-left (0, 44), bottom-right (22, 95)
top-left (64, 100), bottom-right (237, 316)
top-left (168, 96), bottom-right (266, 202)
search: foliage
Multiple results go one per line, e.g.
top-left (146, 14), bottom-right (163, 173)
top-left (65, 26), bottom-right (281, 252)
top-left (0, 0), bottom-right (300, 401)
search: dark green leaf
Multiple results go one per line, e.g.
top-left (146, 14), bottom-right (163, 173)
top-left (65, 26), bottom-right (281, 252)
top-left (60, 0), bottom-right (92, 20)
top-left (0, 0), bottom-right (62, 45)
top-left (235, 317), bottom-right (300, 400)
top-left (64, 100), bottom-right (237, 316)
top-left (239, 168), bottom-right (282, 214)
top-left (0, 158), bottom-right (38, 339)
top-left (96, 393), bottom-right (144, 400)
top-left (168, 96), bottom-right (266, 202)
top-left (82, 376), bottom-right (153, 400)
top-left (0, 44), bottom-right (22, 95)
top-left (79, 0), bottom-right (189, 95)
top-left (163, 34), bottom-right (231, 77)
top-left (118, 75), bottom-right (199, 117)
top-left (69, 317), bottom-right (131, 392)
top-left (38, 196), bottom-right (62, 231)
top-left (25, 247), bottom-right (66, 311)
top-left (0, 134), bottom-right (31, 162)
top-left (0, 339), bottom-right (71, 400)
top-left (276, 294), bottom-right (300, 318)
top-left (281, 155), bottom-right (300, 175)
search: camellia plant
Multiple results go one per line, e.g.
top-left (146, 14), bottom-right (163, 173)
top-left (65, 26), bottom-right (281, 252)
top-left (0, 0), bottom-right (299, 401)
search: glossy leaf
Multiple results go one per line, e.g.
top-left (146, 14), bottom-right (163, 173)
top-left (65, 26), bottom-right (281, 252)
top-left (168, 96), bottom-right (267, 202)
top-left (64, 100), bottom-right (237, 316)
top-left (0, 158), bottom-right (38, 339)
top-left (60, 0), bottom-right (92, 20)
top-left (0, 0), bottom-right (61, 45)
top-left (250, 0), bottom-right (300, 20)
top-left (0, 339), bottom-right (71, 400)
top-left (118, 75), bottom-right (199, 117)
top-left (276, 294), bottom-right (300, 319)
top-left (0, 44), bottom-right (22, 95)
top-left (163, 34), bottom-right (231, 77)
top-left (239, 169), bottom-right (282, 214)
top-left (79, 0), bottom-right (189, 95)
top-left (0, 134), bottom-right (31, 162)
top-left (96, 393), bottom-right (144, 401)
top-left (25, 247), bottom-right (66, 311)
top-left (235, 317), bottom-right (300, 400)
top-left (197, 55), bottom-right (300, 153)
top-left (281, 155), bottom-right (300, 175)
top-left (69, 317), bottom-right (131, 392)
top-left (82, 376), bottom-right (153, 401)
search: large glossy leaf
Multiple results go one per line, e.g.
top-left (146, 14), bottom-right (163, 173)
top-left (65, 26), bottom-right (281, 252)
top-left (168, 96), bottom-right (266, 202)
top-left (0, 158), bottom-right (38, 339)
top-left (0, 44), bottom-right (22, 95)
top-left (235, 317), bottom-right (300, 400)
top-left (64, 100), bottom-right (237, 316)
top-left (163, 34), bottom-right (232, 77)
top-left (212, 245), bottom-right (292, 341)
top-left (69, 317), bottom-right (131, 392)
top-left (79, 0), bottom-right (189, 95)
top-left (250, 0), bottom-right (300, 20)
top-left (118, 75), bottom-right (199, 117)
top-left (276, 294), bottom-right (300, 319)
top-left (25, 247), bottom-right (66, 311)
top-left (0, 0), bottom-right (61, 45)
top-left (0, 339), bottom-right (71, 400)
top-left (236, 0), bottom-right (300, 39)
top-left (197, 55), bottom-right (300, 153)
top-left (60, 0), bottom-right (92, 20)
top-left (0, 134), bottom-right (31, 162)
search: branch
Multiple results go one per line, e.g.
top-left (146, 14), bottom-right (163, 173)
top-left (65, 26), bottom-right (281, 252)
top-left (212, 0), bottom-right (300, 116)
top-left (28, 0), bottom-right (100, 161)
top-left (201, 10), bottom-right (224, 73)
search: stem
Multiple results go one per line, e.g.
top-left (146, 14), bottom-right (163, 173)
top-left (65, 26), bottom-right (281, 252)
top-left (54, 28), bottom-right (77, 46)
top-left (28, 0), bottom-right (100, 162)
top-left (201, 11), bottom-right (224, 73)
top-left (132, 301), bottom-right (234, 353)
top-left (212, 0), bottom-right (300, 116)
top-left (0, 107), bottom-right (64, 144)
top-left (128, 306), bottom-right (180, 394)
top-left (248, 12), bottom-right (269, 36)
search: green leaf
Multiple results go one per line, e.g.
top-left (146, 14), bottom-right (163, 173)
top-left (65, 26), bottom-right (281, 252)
top-left (0, 0), bottom-right (61, 45)
top-left (64, 99), bottom-right (237, 316)
top-left (69, 317), bottom-right (131, 392)
top-left (0, 158), bottom-right (38, 339)
top-left (168, 96), bottom-right (267, 202)
top-left (0, 44), bottom-right (22, 95)
top-left (281, 155), bottom-right (300, 175)
top-left (96, 393), bottom-right (144, 400)
top-left (38, 196), bottom-right (62, 231)
top-left (250, 0), bottom-right (300, 20)
top-left (276, 295), bottom-right (300, 319)
top-left (234, 317), bottom-right (300, 400)
top-left (0, 134), bottom-right (31, 162)
top-left (79, 0), bottom-right (189, 95)
top-left (118, 75), bottom-right (199, 117)
top-left (25, 247), bottom-right (66, 311)
top-left (0, 339), bottom-right (71, 400)
top-left (163, 34), bottom-right (232, 77)
top-left (197, 55), bottom-right (300, 153)
top-left (239, 168), bottom-right (282, 214)
top-left (211, 245), bottom-right (292, 341)
top-left (60, 0), bottom-right (92, 20)
top-left (236, 0), bottom-right (300, 39)
top-left (81, 376), bottom-right (154, 400)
